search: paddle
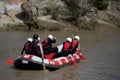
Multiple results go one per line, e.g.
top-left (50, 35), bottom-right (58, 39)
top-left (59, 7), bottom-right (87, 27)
top-left (6, 59), bottom-right (15, 65)
top-left (80, 54), bottom-right (86, 61)
top-left (39, 41), bottom-right (46, 73)
top-left (77, 50), bottom-right (86, 61)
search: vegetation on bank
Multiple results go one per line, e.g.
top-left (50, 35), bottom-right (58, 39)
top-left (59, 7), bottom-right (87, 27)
top-left (63, 0), bottom-right (80, 21)
top-left (49, 0), bottom-right (109, 24)
top-left (2, 0), bottom-right (120, 31)
top-left (90, 0), bottom-right (109, 10)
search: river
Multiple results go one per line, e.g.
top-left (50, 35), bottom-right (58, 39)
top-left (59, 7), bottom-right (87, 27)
top-left (0, 27), bottom-right (120, 80)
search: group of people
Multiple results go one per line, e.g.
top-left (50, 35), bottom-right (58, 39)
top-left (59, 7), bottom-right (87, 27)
top-left (52, 35), bottom-right (80, 58)
top-left (21, 34), bottom-right (80, 59)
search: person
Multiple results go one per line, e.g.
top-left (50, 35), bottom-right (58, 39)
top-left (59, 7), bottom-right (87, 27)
top-left (21, 38), bottom-right (32, 55)
top-left (61, 37), bottom-right (72, 56)
top-left (31, 34), bottom-right (41, 57)
top-left (70, 35), bottom-right (80, 54)
top-left (42, 34), bottom-right (57, 54)
top-left (70, 35), bottom-right (87, 61)
top-left (52, 37), bottom-right (72, 58)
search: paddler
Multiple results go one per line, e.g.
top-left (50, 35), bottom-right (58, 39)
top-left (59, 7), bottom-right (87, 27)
top-left (31, 34), bottom-right (42, 57)
top-left (70, 35), bottom-right (80, 54)
top-left (21, 38), bottom-right (33, 55)
top-left (52, 37), bottom-right (72, 58)
top-left (42, 34), bottom-right (57, 55)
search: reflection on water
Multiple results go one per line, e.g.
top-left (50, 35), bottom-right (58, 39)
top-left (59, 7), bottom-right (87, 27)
top-left (0, 28), bottom-right (120, 80)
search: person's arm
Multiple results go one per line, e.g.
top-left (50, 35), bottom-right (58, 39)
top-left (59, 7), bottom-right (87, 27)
top-left (71, 34), bottom-right (74, 39)
top-left (78, 43), bottom-right (81, 52)
top-left (21, 45), bottom-right (25, 55)
top-left (52, 37), bottom-right (56, 43)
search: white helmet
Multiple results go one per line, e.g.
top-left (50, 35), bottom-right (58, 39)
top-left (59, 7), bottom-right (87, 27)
top-left (48, 34), bottom-right (53, 40)
top-left (27, 38), bottom-right (33, 42)
top-left (66, 37), bottom-right (72, 43)
top-left (74, 35), bottom-right (80, 41)
top-left (38, 37), bottom-right (40, 41)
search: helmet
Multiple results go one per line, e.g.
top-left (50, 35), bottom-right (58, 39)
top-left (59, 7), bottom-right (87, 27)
top-left (33, 34), bottom-right (39, 39)
top-left (66, 37), bottom-right (72, 43)
top-left (48, 34), bottom-right (53, 40)
top-left (38, 37), bottom-right (40, 41)
top-left (74, 35), bottom-right (80, 41)
top-left (27, 38), bottom-right (33, 42)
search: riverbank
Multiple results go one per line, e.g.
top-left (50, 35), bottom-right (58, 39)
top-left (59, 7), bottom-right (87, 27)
top-left (0, 0), bottom-right (120, 31)
top-left (0, 1), bottom-right (25, 31)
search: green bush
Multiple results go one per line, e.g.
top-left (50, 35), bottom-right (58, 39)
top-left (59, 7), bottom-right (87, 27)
top-left (93, 0), bottom-right (109, 10)
top-left (63, 0), bottom-right (80, 21)
top-left (50, 5), bottom-right (61, 20)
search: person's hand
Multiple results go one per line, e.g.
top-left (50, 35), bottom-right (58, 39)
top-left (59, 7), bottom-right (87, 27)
top-left (71, 34), bottom-right (74, 38)
top-left (37, 43), bottom-right (40, 46)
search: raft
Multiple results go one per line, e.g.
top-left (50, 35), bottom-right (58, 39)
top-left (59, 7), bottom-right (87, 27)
top-left (14, 50), bottom-right (82, 71)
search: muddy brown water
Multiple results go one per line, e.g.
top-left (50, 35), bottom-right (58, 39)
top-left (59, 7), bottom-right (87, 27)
top-left (0, 28), bottom-right (120, 80)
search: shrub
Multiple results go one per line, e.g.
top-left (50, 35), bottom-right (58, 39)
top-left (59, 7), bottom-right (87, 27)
top-left (93, 0), bottom-right (109, 10)
top-left (63, 0), bottom-right (80, 21)
top-left (50, 5), bottom-right (61, 20)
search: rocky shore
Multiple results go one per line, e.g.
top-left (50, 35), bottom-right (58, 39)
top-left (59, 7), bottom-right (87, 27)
top-left (0, 0), bottom-right (120, 31)
top-left (0, 0), bottom-right (26, 31)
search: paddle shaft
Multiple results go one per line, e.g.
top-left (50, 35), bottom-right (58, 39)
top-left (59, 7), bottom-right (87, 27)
top-left (39, 41), bottom-right (46, 73)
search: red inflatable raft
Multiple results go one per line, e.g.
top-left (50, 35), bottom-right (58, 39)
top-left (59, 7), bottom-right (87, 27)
top-left (14, 50), bottom-right (83, 70)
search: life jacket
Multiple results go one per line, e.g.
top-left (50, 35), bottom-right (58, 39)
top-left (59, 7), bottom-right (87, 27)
top-left (25, 42), bottom-right (30, 54)
top-left (43, 38), bottom-right (49, 49)
top-left (31, 40), bottom-right (40, 55)
top-left (71, 39), bottom-right (78, 50)
top-left (63, 41), bottom-right (71, 52)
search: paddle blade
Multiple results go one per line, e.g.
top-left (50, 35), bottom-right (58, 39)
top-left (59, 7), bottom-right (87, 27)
top-left (73, 60), bottom-right (77, 67)
top-left (43, 64), bottom-right (46, 73)
top-left (76, 50), bottom-right (86, 61)
top-left (80, 55), bottom-right (86, 61)
top-left (6, 59), bottom-right (15, 65)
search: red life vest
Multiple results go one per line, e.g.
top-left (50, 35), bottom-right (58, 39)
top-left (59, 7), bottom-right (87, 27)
top-left (63, 41), bottom-right (71, 52)
top-left (25, 42), bottom-right (29, 53)
top-left (43, 38), bottom-right (48, 49)
top-left (71, 39), bottom-right (78, 50)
